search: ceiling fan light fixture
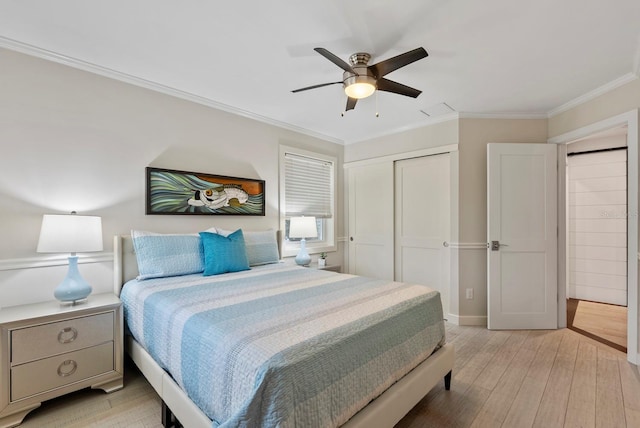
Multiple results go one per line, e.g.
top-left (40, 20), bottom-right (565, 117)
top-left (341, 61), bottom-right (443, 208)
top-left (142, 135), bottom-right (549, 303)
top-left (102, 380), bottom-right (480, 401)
top-left (345, 82), bottom-right (376, 99)
top-left (292, 47), bottom-right (428, 108)
top-left (344, 73), bottom-right (377, 99)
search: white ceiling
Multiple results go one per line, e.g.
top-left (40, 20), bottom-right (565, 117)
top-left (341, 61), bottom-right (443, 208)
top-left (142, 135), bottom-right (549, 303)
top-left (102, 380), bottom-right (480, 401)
top-left (1, 0), bottom-right (639, 144)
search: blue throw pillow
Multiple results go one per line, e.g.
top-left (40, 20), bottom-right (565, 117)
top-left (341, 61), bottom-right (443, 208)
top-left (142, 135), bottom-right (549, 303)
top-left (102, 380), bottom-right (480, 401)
top-left (199, 229), bottom-right (250, 276)
top-left (131, 230), bottom-right (204, 280)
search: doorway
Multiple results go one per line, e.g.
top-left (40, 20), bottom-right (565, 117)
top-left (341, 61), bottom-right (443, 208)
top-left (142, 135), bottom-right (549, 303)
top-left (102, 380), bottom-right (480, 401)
top-left (565, 129), bottom-right (628, 352)
top-left (550, 109), bottom-right (638, 364)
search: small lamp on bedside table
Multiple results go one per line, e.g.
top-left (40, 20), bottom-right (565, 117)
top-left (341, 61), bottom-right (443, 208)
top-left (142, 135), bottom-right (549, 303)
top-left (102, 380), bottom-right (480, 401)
top-left (37, 211), bottom-right (103, 304)
top-left (289, 216), bottom-right (317, 266)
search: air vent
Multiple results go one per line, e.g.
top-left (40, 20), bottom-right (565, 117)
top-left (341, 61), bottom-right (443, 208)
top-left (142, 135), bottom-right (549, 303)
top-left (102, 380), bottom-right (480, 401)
top-left (420, 102), bottom-right (456, 117)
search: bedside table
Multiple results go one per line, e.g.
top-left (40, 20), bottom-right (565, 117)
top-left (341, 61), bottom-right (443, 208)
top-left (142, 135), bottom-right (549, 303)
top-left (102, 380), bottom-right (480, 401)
top-left (0, 293), bottom-right (123, 427)
top-left (310, 263), bottom-right (341, 272)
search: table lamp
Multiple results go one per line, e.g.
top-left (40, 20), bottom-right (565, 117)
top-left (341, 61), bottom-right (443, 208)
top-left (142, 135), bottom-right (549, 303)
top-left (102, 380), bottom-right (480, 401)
top-left (37, 212), bottom-right (103, 303)
top-left (289, 216), bottom-right (317, 266)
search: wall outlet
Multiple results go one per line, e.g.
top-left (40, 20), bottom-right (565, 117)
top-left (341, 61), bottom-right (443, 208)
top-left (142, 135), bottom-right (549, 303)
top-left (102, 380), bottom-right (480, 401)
top-left (466, 288), bottom-right (474, 299)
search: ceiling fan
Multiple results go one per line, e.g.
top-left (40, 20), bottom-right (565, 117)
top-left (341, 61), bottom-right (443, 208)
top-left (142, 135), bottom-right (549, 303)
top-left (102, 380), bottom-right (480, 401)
top-left (292, 47), bottom-right (428, 112)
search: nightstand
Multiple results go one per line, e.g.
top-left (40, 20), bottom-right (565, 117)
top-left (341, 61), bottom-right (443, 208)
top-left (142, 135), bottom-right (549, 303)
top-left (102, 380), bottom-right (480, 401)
top-left (311, 263), bottom-right (341, 272)
top-left (0, 293), bottom-right (123, 427)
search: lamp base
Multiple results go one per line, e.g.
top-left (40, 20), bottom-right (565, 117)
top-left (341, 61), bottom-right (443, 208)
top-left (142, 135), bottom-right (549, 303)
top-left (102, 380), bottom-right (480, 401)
top-left (295, 238), bottom-right (311, 266)
top-left (54, 256), bottom-right (92, 304)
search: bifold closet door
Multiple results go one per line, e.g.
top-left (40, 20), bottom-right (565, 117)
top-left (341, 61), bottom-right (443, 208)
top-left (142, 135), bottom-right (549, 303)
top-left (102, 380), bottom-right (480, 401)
top-left (394, 154), bottom-right (450, 314)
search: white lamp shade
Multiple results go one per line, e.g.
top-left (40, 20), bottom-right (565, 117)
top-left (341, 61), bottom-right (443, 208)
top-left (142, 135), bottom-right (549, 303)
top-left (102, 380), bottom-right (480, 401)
top-left (289, 216), bottom-right (318, 239)
top-left (37, 214), bottom-right (103, 253)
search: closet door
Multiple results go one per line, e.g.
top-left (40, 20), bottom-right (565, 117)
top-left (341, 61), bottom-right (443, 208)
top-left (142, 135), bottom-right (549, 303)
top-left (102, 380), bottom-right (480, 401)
top-left (347, 162), bottom-right (394, 279)
top-left (395, 154), bottom-right (450, 314)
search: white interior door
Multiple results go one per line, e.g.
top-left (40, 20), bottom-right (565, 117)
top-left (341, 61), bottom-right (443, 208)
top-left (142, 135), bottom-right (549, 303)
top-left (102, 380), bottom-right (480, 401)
top-left (348, 162), bottom-right (394, 279)
top-left (395, 154), bottom-right (450, 316)
top-left (487, 143), bottom-right (557, 329)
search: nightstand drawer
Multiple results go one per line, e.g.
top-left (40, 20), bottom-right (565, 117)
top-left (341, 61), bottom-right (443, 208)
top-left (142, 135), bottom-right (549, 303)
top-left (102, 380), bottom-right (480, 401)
top-left (11, 342), bottom-right (114, 401)
top-left (11, 312), bottom-right (114, 364)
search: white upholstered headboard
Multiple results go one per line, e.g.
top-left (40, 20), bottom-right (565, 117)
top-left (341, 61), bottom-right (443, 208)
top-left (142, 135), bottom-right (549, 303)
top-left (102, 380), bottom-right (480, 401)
top-left (113, 231), bottom-right (283, 296)
top-left (113, 235), bottom-right (138, 296)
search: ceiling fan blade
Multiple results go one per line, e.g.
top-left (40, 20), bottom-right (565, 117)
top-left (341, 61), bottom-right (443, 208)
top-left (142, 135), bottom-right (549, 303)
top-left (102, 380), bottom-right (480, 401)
top-left (314, 48), bottom-right (357, 74)
top-left (377, 78), bottom-right (422, 98)
top-left (291, 81), bottom-right (342, 93)
top-left (369, 47), bottom-right (428, 78)
top-left (346, 97), bottom-right (358, 111)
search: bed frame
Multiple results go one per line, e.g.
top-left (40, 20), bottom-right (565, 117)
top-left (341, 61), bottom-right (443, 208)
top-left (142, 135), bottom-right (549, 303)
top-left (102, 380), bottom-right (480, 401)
top-left (113, 235), bottom-right (454, 428)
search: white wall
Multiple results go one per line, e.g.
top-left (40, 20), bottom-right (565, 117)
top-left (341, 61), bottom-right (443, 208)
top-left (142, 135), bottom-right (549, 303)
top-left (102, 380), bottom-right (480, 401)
top-left (0, 48), bottom-right (344, 308)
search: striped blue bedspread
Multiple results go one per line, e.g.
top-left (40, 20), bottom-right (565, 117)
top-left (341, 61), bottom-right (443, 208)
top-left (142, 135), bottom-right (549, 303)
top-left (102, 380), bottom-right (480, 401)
top-left (121, 263), bottom-right (446, 427)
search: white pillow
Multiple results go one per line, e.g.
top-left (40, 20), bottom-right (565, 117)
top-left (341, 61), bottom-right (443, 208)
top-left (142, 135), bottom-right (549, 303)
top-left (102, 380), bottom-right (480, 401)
top-left (215, 228), bottom-right (280, 266)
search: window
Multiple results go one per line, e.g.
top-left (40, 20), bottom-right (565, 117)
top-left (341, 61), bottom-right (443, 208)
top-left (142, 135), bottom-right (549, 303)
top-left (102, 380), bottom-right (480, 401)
top-left (280, 145), bottom-right (336, 256)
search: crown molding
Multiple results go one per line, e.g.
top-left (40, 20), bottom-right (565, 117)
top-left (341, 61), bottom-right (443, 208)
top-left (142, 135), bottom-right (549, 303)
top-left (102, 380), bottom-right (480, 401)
top-left (0, 36), bottom-right (344, 145)
top-left (547, 72), bottom-right (639, 118)
top-left (458, 112), bottom-right (548, 120)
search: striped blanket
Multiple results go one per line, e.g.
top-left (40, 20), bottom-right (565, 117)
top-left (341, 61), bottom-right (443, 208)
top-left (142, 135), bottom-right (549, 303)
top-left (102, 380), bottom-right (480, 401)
top-left (121, 263), bottom-right (445, 427)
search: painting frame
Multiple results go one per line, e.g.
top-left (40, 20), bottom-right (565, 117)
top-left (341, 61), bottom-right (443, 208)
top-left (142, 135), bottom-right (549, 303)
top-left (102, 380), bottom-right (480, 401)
top-left (146, 167), bottom-right (265, 216)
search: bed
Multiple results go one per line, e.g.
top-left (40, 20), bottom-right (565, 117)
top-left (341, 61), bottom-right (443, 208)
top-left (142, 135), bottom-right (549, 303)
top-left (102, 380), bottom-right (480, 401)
top-left (113, 230), bottom-right (453, 428)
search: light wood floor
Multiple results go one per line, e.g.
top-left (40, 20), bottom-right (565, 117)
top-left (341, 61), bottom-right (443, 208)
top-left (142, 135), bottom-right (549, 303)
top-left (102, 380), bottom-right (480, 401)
top-left (569, 299), bottom-right (627, 352)
top-left (18, 323), bottom-right (640, 428)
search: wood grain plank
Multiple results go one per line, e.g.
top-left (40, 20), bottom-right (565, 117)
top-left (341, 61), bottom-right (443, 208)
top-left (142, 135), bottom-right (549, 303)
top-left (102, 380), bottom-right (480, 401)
top-left (532, 330), bottom-right (577, 427)
top-left (564, 340), bottom-right (597, 428)
top-left (595, 350), bottom-right (626, 428)
top-left (452, 330), bottom-right (512, 391)
top-left (469, 331), bottom-right (546, 427)
top-left (500, 330), bottom-right (564, 427)
top-left (618, 355), bottom-right (640, 428)
top-left (625, 407), bottom-right (640, 428)
top-left (473, 330), bottom-right (530, 391)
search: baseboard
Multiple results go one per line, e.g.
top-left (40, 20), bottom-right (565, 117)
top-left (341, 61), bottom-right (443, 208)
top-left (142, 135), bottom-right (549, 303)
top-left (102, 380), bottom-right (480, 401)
top-left (458, 316), bottom-right (487, 326)
top-left (445, 313), bottom-right (459, 325)
top-left (445, 314), bottom-right (487, 326)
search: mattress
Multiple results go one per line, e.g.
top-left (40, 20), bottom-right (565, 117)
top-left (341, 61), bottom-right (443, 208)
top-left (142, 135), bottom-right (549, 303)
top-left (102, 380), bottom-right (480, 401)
top-left (121, 263), bottom-right (446, 428)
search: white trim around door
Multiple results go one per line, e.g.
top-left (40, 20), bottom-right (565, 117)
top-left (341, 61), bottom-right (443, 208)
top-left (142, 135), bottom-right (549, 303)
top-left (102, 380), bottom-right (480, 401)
top-left (549, 109), bottom-right (639, 365)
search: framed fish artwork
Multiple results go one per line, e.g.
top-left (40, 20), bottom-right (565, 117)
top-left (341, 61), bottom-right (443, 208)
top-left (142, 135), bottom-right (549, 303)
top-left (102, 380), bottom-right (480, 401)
top-left (146, 167), bottom-right (265, 215)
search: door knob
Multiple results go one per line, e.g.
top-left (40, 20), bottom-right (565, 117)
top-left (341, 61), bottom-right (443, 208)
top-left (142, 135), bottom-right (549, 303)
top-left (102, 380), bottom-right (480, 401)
top-left (491, 241), bottom-right (509, 251)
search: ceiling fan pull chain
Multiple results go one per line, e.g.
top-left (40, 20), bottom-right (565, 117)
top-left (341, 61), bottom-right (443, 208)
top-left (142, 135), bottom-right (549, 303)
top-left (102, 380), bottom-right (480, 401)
top-left (375, 90), bottom-right (379, 117)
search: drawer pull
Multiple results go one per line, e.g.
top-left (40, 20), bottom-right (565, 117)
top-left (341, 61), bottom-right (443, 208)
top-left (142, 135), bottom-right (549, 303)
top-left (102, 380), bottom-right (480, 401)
top-left (57, 360), bottom-right (78, 377)
top-left (57, 327), bottom-right (78, 344)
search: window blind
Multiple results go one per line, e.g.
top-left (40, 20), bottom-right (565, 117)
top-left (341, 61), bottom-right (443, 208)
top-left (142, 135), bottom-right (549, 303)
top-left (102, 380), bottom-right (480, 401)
top-left (284, 152), bottom-right (333, 218)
